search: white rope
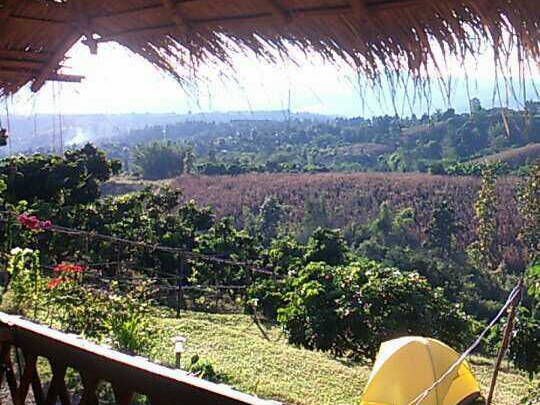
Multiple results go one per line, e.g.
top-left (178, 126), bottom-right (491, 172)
top-left (406, 282), bottom-right (522, 405)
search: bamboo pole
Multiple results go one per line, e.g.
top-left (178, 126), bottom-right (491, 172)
top-left (486, 278), bottom-right (523, 405)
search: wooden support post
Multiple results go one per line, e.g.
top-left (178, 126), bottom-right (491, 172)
top-left (79, 373), bottom-right (98, 405)
top-left (173, 336), bottom-right (186, 369)
top-left (0, 326), bottom-right (13, 343)
top-left (486, 279), bottom-right (523, 405)
top-left (113, 386), bottom-right (134, 405)
top-left (176, 256), bottom-right (185, 318)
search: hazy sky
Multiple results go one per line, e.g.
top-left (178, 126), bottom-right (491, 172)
top-left (5, 40), bottom-right (540, 117)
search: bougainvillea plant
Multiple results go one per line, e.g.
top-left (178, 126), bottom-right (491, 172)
top-left (17, 213), bottom-right (52, 232)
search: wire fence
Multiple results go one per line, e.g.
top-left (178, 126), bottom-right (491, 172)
top-left (1, 210), bottom-right (285, 314)
top-left (0, 210), bottom-right (277, 275)
top-left (39, 262), bottom-right (252, 314)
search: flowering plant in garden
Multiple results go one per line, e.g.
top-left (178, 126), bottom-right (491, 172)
top-left (47, 263), bottom-right (86, 290)
top-left (17, 213), bottom-right (52, 232)
top-left (2, 248), bottom-right (157, 355)
top-left (54, 263), bottom-right (85, 274)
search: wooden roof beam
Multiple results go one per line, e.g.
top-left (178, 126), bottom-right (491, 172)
top-left (351, 0), bottom-right (369, 17)
top-left (160, 0), bottom-right (191, 35)
top-left (0, 68), bottom-right (83, 83)
top-left (350, 0), bottom-right (377, 29)
top-left (0, 58), bottom-right (45, 70)
top-left (94, 24), bottom-right (177, 43)
top-left (93, 1), bottom-right (434, 44)
top-left (0, 0), bottom-right (28, 38)
top-left (8, 15), bottom-right (71, 26)
top-left (44, 72), bottom-right (84, 83)
top-left (262, 0), bottom-right (291, 24)
top-left (0, 0), bottom-right (19, 23)
top-left (0, 48), bottom-right (51, 62)
top-left (30, 30), bottom-right (82, 92)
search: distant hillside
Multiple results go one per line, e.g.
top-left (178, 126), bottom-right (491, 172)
top-left (1, 110), bottom-right (333, 155)
top-left (472, 143), bottom-right (540, 167)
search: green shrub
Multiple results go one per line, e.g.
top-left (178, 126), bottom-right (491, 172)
top-left (277, 260), bottom-right (474, 359)
top-left (304, 228), bottom-right (348, 265)
top-left (4, 247), bottom-right (44, 316)
top-left (134, 141), bottom-right (186, 180)
top-left (0, 144), bottom-right (119, 205)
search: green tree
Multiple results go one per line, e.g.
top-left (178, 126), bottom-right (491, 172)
top-left (134, 141), bottom-right (185, 180)
top-left (0, 144), bottom-right (119, 205)
top-left (183, 145), bottom-right (196, 175)
top-left (298, 196), bottom-right (330, 242)
top-left (426, 200), bottom-right (462, 255)
top-left (468, 165), bottom-right (500, 272)
top-left (518, 163), bottom-right (540, 263)
top-left (304, 227), bottom-right (348, 265)
top-left (255, 196), bottom-right (283, 246)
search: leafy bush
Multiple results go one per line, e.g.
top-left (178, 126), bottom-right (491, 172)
top-left (277, 260), bottom-right (474, 359)
top-left (508, 307), bottom-right (539, 377)
top-left (186, 355), bottom-right (226, 383)
top-left (0, 144), bottom-right (119, 205)
top-left (4, 247), bottom-right (44, 316)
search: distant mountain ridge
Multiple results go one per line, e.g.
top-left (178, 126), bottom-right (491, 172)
top-left (1, 110), bottom-right (335, 155)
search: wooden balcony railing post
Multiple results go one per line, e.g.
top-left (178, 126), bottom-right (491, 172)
top-left (79, 373), bottom-right (99, 405)
top-left (44, 363), bottom-right (68, 405)
top-left (113, 386), bottom-right (134, 405)
top-left (14, 353), bottom-right (37, 405)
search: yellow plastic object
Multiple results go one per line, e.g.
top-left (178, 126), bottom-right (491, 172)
top-left (360, 337), bottom-right (482, 405)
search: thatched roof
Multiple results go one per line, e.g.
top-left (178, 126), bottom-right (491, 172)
top-left (0, 0), bottom-right (538, 95)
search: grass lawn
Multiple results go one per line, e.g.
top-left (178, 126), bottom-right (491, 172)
top-left (151, 311), bottom-right (530, 405)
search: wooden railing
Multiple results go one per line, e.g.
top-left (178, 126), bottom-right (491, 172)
top-left (0, 312), bottom-right (279, 405)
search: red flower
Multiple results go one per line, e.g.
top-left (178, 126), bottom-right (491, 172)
top-left (53, 263), bottom-right (86, 274)
top-left (47, 277), bottom-right (62, 289)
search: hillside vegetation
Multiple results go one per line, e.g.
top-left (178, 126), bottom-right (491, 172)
top-left (99, 100), bottom-right (540, 178)
top-left (173, 172), bottom-right (524, 268)
top-left (1, 146), bottom-right (538, 405)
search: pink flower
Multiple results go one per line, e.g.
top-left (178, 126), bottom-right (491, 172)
top-left (41, 220), bottom-right (52, 229)
top-left (17, 214), bottom-right (53, 231)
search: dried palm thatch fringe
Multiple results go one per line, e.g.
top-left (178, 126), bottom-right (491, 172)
top-left (0, 0), bottom-right (538, 96)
